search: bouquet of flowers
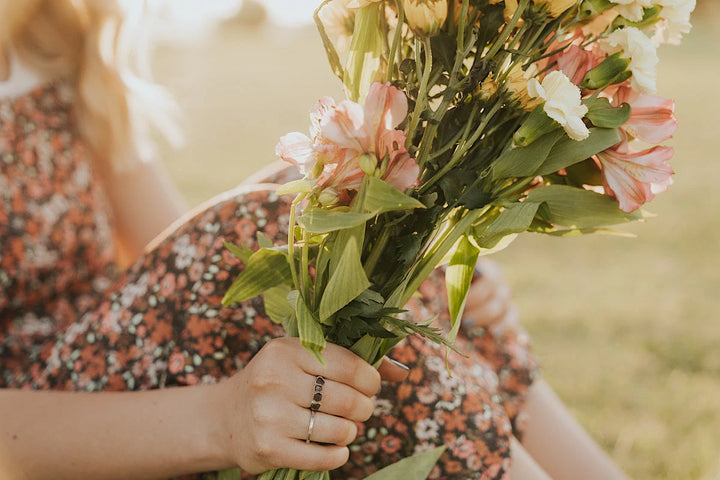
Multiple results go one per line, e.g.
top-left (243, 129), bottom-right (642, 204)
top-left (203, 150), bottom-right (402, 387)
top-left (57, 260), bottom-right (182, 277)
top-left (222, 0), bottom-right (693, 478)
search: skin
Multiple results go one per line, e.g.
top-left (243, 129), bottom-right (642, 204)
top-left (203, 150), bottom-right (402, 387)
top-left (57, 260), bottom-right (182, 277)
top-left (0, 340), bottom-right (409, 479)
top-left (466, 258), bottom-right (629, 480)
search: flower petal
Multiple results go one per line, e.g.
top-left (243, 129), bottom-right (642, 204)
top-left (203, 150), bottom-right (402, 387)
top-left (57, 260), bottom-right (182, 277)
top-left (275, 132), bottom-right (316, 173)
top-left (321, 100), bottom-right (369, 152)
top-left (598, 143), bottom-right (674, 212)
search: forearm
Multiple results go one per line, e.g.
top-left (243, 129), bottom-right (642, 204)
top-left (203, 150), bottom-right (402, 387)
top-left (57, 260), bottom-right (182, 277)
top-left (510, 437), bottom-right (552, 480)
top-left (100, 159), bottom-right (187, 262)
top-left (0, 384), bottom-right (232, 480)
top-left (521, 380), bottom-right (629, 480)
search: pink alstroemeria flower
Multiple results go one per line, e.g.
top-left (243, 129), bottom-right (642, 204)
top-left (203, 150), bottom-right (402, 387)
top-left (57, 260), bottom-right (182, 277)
top-left (613, 85), bottom-right (678, 144)
top-left (276, 82), bottom-right (419, 198)
top-left (547, 31), bottom-right (604, 87)
top-left (596, 133), bottom-right (674, 213)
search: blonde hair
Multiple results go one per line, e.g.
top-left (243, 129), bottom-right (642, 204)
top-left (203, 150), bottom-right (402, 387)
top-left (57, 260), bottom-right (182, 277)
top-left (1, 0), bottom-right (179, 170)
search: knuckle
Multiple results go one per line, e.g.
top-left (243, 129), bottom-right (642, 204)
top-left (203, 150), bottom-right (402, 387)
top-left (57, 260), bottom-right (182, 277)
top-left (253, 438), bottom-right (276, 463)
top-left (340, 391), bottom-right (359, 418)
top-left (358, 397), bottom-right (374, 421)
top-left (344, 421), bottom-right (359, 445)
top-left (249, 399), bottom-right (275, 427)
top-left (323, 447), bottom-right (349, 470)
top-left (369, 368), bottom-right (381, 393)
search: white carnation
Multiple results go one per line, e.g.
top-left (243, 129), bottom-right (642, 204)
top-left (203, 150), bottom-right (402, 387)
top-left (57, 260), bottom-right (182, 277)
top-left (600, 27), bottom-right (659, 94)
top-left (527, 71), bottom-right (589, 141)
top-left (653, 0), bottom-right (696, 45)
top-left (611, 0), bottom-right (656, 22)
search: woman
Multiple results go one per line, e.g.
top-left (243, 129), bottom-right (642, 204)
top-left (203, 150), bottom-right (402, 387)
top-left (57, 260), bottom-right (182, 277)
top-left (0, 1), bottom-right (627, 479)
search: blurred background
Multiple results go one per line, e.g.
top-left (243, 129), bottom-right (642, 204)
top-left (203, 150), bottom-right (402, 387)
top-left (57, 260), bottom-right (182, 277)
top-left (151, 2), bottom-right (720, 478)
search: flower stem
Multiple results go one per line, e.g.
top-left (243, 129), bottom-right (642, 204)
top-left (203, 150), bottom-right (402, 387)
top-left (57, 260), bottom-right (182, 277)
top-left (406, 36), bottom-right (433, 150)
top-left (387, 0), bottom-right (405, 82)
top-left (419, 101), bottom-right (503, 194)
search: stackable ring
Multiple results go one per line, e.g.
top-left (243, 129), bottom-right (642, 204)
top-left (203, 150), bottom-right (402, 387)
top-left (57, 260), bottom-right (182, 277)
top-left (306, 376), bottom-right (325, 444)
top-left (306, 410), bottom-right (317, 444)
top-left (309, 375), bottom-right (324, 412)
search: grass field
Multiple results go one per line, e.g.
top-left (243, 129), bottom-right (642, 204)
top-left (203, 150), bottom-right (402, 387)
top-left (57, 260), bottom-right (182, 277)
top-left (154, 13), bottom-right (720, 479)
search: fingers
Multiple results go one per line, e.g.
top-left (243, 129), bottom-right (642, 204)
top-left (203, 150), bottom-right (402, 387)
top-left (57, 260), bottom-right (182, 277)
top-left (286, 406), bottom-right (358, 446)
top-left (377, 356), bottom-right (409, 383)
top-left (290, 373), bottom-right (374, 422)
top-left (270, 440), bottom-right (350, 472)
top-left (293, 341), bottom-right (382, 397)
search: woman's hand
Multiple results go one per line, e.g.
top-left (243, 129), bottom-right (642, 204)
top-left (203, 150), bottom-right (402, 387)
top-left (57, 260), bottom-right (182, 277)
top-left (462, 258), bottom-right (519, 332)
top-left (217, 337), bottom-right (407, 473)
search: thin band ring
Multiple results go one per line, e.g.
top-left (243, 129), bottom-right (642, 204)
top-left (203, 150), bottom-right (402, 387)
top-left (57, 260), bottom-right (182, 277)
top-left (306, 410), bottom-right (317, 444)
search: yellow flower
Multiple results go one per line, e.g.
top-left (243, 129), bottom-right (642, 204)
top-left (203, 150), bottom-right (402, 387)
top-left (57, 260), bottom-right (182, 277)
top-left (506, 63), bottom-right (541, 110)
top-left (477, 74), bottom-right (499, 99)
top-left (534, 0), bottom-right (578, 18)
top-left (402, 0), bottom-right (449, 37)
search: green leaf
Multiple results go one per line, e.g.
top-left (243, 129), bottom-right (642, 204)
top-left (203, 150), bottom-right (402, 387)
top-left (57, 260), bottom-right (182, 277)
top-left (446, 236), bottom-right (480, 344)
top-left (224, 241), bottom-right (253, 264)
top-left (295, 294), bottom-right (326, 365)
top-left (362, 446), bottom-right (446, 480)
top-left (513, 104), bottom-right (561, 147)
top-left (264, 285), bottom-right (295, 325)
top-left (364, 176), bottom-right (425, 213)
top-left (298, 208), bottom-right (376, 234)
top-left (584, 97), bottom-right (631, 128)
top-left (535, 128), bottom-right (621, 176)
top-left (492, 130), bottom-right (565, 179)
top-left (350, 334), bottom-right (383, 364)
top-left (473, 202), bottom-right (541, 249)
top-left (222, 249), bottom-right (292, 306)
top-left (257, 232), bottom-right (274, 249)
top-left (527, 185), bottom-right (650, 228)
top-left (218, 468), bottom-right (241, 480)
top-left (276, 178), bottom-right (317, 196)
top-left (319, 236), bottom-right (372, 321)
top-left (530, 225), bottom-right (637, 237)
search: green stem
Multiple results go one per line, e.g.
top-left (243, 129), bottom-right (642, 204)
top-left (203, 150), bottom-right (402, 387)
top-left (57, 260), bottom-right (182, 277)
top-left (401, 207), bottom-right (488, 305)
top-left (301, 229), bottom-right (311, 301)
top-left (405, 36), bottom-right (433, 149)
top-left (486, 0), bottom-right (530, 59)
top-left (419, 101), bottom-right (503, 194)
top-left (386, 0), bottom-right (405, 82)
top-left (363, 228), bottom-right (391, 279)
top-left (287, 195), bottom-right (304, 291)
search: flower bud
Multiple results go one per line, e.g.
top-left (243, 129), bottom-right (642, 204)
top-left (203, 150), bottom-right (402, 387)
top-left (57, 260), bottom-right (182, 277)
top-left (506, 63), bottom-right (541, 111)
top-left (475, 74), bottom-right (498, 100)
top-left (403, 0), bottom-right (448, 37)
top-left (318, 188), bottom-right (340, 206)
top-left (580, 52), bottom-right (632, 90)
top-left (359, 152), bottom-right (379, 175)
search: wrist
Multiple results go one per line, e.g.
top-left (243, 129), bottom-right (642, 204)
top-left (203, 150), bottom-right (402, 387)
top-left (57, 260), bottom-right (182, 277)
top-left (198, 382), bottom-right (237, 470)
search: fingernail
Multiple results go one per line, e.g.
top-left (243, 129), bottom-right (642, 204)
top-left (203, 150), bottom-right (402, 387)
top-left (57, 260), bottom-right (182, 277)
top-left (386, 357), bottom-right (409, 370)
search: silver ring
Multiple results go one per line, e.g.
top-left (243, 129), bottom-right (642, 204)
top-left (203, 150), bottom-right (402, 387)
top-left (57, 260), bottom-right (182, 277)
top-left (306, 410), bottom-right (317, 444)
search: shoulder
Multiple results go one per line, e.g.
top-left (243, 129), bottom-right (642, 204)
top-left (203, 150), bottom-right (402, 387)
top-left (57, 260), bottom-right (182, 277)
top-left (0, 50), bottom-right (51, 101)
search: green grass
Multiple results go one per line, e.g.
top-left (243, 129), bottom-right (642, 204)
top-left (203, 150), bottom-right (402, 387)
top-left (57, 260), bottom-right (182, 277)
top-left (155, 17), bottom-right (720, 480)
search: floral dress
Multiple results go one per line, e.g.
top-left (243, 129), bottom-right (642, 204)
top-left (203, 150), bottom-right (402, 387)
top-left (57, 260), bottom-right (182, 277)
top-left (0, 82), bottom-right (538, 480)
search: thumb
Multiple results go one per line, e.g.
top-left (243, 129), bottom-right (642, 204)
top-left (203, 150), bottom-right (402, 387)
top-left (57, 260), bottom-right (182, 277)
top-left (377, 357), bottom-right (409, 382)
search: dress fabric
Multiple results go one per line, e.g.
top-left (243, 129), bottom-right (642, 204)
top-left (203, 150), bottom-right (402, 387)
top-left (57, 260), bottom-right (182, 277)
top-left (0, 83), bottom-right (539, 480)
